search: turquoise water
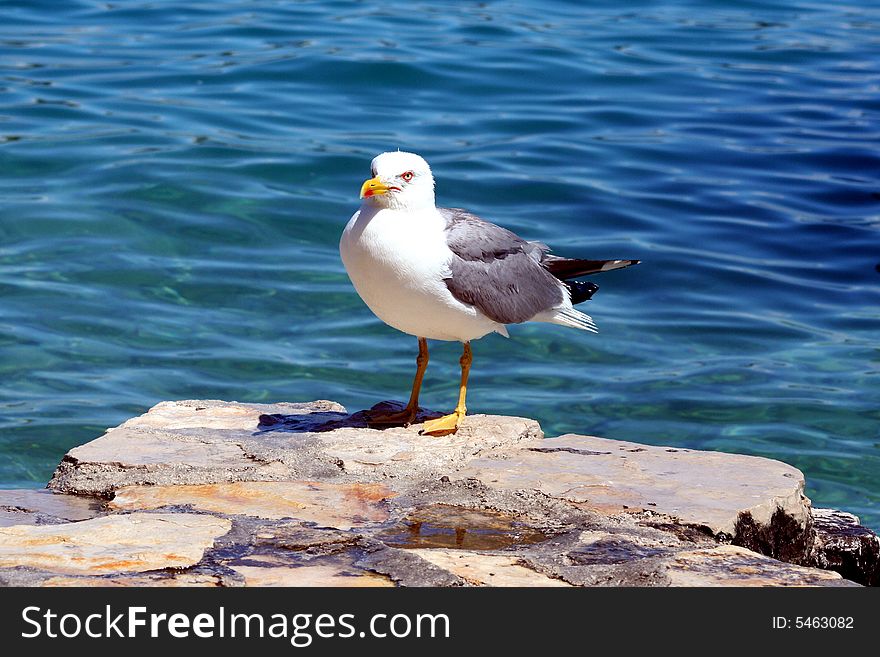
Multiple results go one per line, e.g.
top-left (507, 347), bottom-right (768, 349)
top-left (1, 1), bottom-right (878, 530)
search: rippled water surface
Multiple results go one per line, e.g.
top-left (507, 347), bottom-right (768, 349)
top-left (1, 1), bottom-right (878, 529)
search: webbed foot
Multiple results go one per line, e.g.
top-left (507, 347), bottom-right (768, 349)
top-left (367, 406), bottom-right (419, 427)
top-left (419, 411), bottom-right (464, 436)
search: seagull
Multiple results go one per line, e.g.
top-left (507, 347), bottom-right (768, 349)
top-left (340, 151), bottom-right (638, 436)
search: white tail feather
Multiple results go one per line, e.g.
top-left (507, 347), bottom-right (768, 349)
top-left (550, 308), bottom-right (598, 333)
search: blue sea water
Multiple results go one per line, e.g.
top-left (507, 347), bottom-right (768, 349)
top-left (0, 0), bottom-right (878, 530)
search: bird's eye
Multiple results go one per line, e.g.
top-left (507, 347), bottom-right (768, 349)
top-left (400, 171), bottom-right (414, 182)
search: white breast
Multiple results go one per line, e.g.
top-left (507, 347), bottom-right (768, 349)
top-left (340, 205), bottom-right (501, 342)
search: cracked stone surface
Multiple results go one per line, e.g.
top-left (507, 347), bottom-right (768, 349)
top-left (0, 489), bottom-right (103, 525)
top-left (48, 399), bottom-right (541, 496)
top-left (0, 512), bottom-right (230, 575)
top-left (666, 545), bottom-right (856, 587)
top-left (407, 549), bottom-right (573, 587)
top-left (110, 481), bottom-right (396, 530)
top-left (39, 573), bottom-right (226, 587)
top-left (229, 554), bottom-right (394, 587)
top-left (0, 399), bottom-right (873, 587)
top-left (458, 434), bottom-right (811, 537)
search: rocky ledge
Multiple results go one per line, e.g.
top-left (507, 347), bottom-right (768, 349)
top-left (1, 399), bottom-right (876, 587)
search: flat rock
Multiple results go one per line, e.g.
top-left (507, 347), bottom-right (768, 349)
top-left (408, 548), bottom-right (572, 587)
top-left (49, 399), bottom-right (540, 496)
top-left (38, 573), bottom-right (225, 587)
top-left (514, 529), bottom-right (852, 587)
top-left (0, 489), bottom-right (103, 526)
top-left (231, 564), bottom-right (393, 587)
top-left (19, 398), bottom-right (873, 587)
top-left (458, 434), bottom-right (810, 537)
top-left (0, 512), bottom-right (230, 574)
top-left (666, 545), bottom-right (853, 587)
top-left (400, 541), bottom-right (848, 587)
top-left (252, 523), bottom-right (361, 553)
top-left (228, 554), bottom-right (394, 587)
top-left (110, 481), bottom-right (396, 530)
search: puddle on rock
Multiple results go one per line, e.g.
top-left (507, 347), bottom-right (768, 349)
top-left (378, 504), bottom-right (554, 551)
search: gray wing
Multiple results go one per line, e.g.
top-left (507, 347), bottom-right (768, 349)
top-left (440, 207), bottom-right (564, 325)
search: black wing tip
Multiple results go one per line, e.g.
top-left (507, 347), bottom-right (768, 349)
top-left (567, 280), bottom-right (599, 305)
top-left (545, 257), bottom-right (641, 280)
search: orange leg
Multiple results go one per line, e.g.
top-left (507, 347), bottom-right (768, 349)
top-left (420, 341), bottom-right (471, 436)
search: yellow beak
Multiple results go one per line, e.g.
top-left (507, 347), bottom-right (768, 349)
top-left (360, 176), bottom-right (389, 199)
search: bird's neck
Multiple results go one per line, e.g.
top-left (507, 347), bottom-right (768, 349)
top-left (378, 195), bottom-right (435, 212)
top-left (354, 203), bottom-right (443, 235)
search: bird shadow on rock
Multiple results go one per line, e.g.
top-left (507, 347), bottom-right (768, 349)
top-left (255, 400), bottom-right (442, 434)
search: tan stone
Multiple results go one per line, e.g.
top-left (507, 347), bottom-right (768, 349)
top-left (666, 545), bottom-right (848, 587)
top-left (223, 553), bottom-right (393, 587)
top-left (232, 563), bottom-right (393, 587)
top-left (41, 573), bottom-right (224, 587)
top-left (35, 397), bottom-right (869, 588)
top-left (122, 399), bottom-right (346, 431)
top-left (0, 512), bottom-right (230, 574)
top-left (110, 481), bottom-right (395, 530)
top-left (317, 414), bottom-right (542, 476)
top-left (49, 400), bottom-right (344, 491)
top-left (408, 548), bottom-right (572, 587)
top-left (459, 434), bottom-right (810, 535)
top-left (0, 489), bottom-right (102, 523)
top-left (68, 432), bottom-right (249, 468)
top-left (49, 399), bottom-right (540, 496)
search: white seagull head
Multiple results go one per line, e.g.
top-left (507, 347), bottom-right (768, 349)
top-left (359, 151), bottom-right (436, 211)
